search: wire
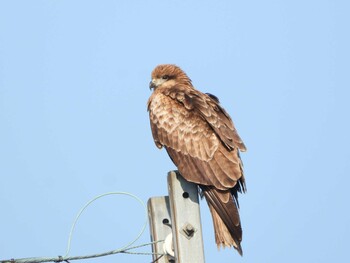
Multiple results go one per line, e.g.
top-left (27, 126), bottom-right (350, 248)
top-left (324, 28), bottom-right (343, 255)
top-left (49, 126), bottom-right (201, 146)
top-left (0, 192), bottom-right (164, 263)
top-left (0, 241), bottom-right (164, 263)
top-left (64, 191), bottom-right (148, 257)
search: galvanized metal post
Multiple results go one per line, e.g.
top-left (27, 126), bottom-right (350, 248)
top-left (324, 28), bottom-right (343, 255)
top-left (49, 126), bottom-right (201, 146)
top-left (167, 171), bottom-right (205, 263)
top-left (148, 170), bottom-right (205, 262)
top-left (148, 196), bottom-right (174, 263)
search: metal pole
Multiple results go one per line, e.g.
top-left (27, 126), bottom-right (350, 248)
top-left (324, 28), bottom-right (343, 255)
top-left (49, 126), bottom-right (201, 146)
top-left (167, 171), bottom-right (205, 263)
top-left (148, 196), bottom-right (174, 263)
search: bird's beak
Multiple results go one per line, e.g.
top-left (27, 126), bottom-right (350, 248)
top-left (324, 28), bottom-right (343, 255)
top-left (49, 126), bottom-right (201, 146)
top-left (149, 80), bottom-right (156, 90)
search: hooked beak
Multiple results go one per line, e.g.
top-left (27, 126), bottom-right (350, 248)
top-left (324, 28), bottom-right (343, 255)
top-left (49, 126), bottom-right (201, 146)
top-left (149, 80), bottom-right (156, 90)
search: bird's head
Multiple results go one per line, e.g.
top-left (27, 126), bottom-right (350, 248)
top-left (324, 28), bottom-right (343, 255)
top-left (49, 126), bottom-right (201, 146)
top-left (149, 64), bottom-right (192, 90)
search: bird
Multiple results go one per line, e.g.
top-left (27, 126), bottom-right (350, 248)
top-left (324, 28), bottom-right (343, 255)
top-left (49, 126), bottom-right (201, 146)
top-left (147, 64), bottom-right (246, 255)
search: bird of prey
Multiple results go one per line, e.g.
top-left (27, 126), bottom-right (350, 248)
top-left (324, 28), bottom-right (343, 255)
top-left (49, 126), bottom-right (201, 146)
top-left (147, 64), bottom-right (246, 255)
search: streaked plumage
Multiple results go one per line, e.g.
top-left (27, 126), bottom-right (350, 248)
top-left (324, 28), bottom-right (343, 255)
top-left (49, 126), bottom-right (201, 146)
top-left (147, 64), bottom-right (246, 255)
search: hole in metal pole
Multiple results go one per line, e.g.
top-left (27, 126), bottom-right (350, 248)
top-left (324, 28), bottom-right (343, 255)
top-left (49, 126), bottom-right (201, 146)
top-left (163, 218), bottom-right (169, 224)
top-left (182, 192), bottom-right (189, 198)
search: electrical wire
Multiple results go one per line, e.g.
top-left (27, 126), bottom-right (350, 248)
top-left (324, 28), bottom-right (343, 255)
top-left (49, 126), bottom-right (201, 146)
top-left (0, 192), bottom-right (164, 263)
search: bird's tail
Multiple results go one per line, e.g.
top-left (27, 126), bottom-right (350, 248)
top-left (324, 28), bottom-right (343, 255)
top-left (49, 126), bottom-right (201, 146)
top-left (201, 186), bottom-right (243, 256)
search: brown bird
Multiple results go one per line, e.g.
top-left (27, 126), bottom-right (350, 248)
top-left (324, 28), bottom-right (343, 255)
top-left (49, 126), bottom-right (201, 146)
top-left (147, 64), bottom-right (246, 255)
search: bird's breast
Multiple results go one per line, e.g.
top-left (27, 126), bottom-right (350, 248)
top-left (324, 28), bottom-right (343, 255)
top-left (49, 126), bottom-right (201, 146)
top-left (149, 93), bottom-right (189, 128)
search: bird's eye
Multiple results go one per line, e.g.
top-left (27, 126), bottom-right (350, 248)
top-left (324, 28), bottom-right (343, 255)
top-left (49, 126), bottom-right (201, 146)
top-left (162, 75), bottom-right (169, 80)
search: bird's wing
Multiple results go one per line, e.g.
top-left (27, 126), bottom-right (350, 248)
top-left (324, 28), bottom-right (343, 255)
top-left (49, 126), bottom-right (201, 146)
top-left (148, 85), bottom-right (245, 190)
top-left (165, 86), bottom-right (246, 152)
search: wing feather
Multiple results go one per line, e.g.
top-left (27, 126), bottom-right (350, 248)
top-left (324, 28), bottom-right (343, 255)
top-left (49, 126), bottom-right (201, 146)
top-left (149, 92), bottom-right (219, 161)
top-left (148, 86), bottom-right (245, 190)
top-left (168, 85), bottom-right (246, 152)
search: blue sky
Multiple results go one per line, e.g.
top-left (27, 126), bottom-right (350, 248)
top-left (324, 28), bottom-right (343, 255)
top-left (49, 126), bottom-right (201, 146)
top-left (0, 0), bottom-right (349, 262)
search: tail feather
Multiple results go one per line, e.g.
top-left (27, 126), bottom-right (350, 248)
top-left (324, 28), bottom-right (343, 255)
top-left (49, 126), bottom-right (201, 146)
top-left (201, 185), bottom-right (243, 256)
